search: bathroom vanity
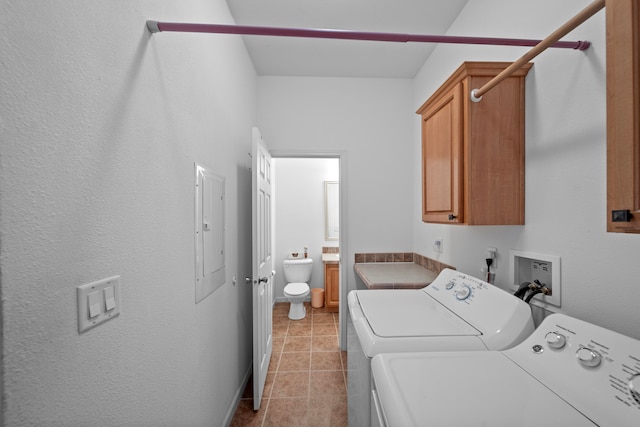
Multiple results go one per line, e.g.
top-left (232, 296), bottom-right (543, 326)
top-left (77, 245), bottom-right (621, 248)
top-left (322, 252), bottom-right (340, 312)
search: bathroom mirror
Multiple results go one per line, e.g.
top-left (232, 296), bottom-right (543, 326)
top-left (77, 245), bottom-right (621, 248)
top-left (325, 181), bottom-right (339, 241)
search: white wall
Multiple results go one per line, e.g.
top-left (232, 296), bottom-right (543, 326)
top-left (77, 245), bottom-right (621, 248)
top-left (0, 1), bottom-right (256, 425)
top-left (413, 0), bottom-right (640, 339)
top-left (257, 77), bottom-right (415, 298)
top-left (273, 158), bottom-right (339, 299)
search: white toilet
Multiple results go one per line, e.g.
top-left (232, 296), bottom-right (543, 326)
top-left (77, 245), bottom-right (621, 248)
top-left (283, 258), bottom-right (313, 320)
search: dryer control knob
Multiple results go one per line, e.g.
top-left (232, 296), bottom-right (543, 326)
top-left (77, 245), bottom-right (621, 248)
top-left (545, 332), bottom-right (567, 349)
top-left (455, 285), bottom-right (471, 300)
top-left (629, 374), bottom-right (640, 403)
top-left (445, 281), bottom-right (455, 290)
top-left (576, 347), bottom-right (601, 368)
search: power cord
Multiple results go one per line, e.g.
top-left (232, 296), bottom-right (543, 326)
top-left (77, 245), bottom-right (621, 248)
top-left (514, 282), bottom-right (531, 299)
top-left (524, 289), bottom-right (543, 303)
top-left (485, 258), bottom-right (493, 283)
top-left (514, 279), bottom-right (551, 304)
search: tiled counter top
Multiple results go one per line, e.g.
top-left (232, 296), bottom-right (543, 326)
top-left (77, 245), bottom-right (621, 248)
top-left (353, 252), bottom-right (454, 290)
top-left (354, 263), bottom-right (438, 289)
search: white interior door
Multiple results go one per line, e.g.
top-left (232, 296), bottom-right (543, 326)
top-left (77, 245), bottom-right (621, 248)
top-left (250, 127), bottom-right (273, 410)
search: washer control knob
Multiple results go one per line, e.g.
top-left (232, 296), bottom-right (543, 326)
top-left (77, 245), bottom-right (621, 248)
top-left (576, 347), bottom-right (602, 368)
top-left (629, 374), bottom-right (640, 402)
top-left (455, 285), bottom-right (471, 300)
top-left (545, 332), bottom-right (567, 349)
top-left (445, 281), bottom-right (455, 290)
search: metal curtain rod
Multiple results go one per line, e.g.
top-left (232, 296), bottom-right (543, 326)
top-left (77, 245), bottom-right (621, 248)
top-left (145, 21), bottom-right (590, 51)
top-left (470, 0), bottom-right (605, 102)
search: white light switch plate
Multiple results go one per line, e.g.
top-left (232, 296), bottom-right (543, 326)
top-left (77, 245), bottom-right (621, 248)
top-left (77, 276), bottom-right (121, 333)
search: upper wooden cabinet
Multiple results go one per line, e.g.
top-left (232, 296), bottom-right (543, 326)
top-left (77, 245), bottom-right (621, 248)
top-left (417, 62), bottom-right (531, 225)
top-left (607, 0), bottom-right (640, 233)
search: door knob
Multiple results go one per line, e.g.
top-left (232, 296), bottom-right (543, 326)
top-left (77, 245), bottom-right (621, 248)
top-left (245, 277), bottom-right (269, 285)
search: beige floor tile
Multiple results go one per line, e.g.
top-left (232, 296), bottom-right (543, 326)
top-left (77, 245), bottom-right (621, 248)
top-left (310, 371), bottom-right (347, 397)
top-left (230, 398), bottom-right (267, 427)
top-left (312, 312), bottom-right (335, 324)
top-left (264, 371), bottom-right (275, 398)
top-left (312, 322), bottom-right (337, 336)
top-left (307, 395), bottom-right (348, 427)
top-left (278, 351), bottom-right (311, 372)
top-left (241, 372), bottom-right (275, 400)
top-left (273, 304), bottom-right (289, 313)
top-left (272, 314), bottom-right (290, 325)
top-left (312, 335), bottom-right (339, 352)
top-left (288, 321), bottom-right (312, 336)
top-left (340, 350), bottom-right (347, 368)
top-left (271, 371), bottom-right (310, 398)
top-left (272, 322), bottom-right (289, 338)
top-left (291, 315), bottom-right (312, 326)
top-left (273, 337), bottom-right (285, 354)
top-left (268, 352), bottom-right (280, 373)
top-left (310, 351), bottom-right (342, 371)
top-left (284, 335), bottom-right (311, 352)
top-left (262, 398), bottom-right (309, 427)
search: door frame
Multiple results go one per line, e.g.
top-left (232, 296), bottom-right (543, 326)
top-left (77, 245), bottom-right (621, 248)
top-left (270, 149), bottom-right (348, 350)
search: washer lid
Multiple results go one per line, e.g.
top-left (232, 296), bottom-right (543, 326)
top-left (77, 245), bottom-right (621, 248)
top-left (357, 290), bottom-right (480, 337)
top-left (372, 352), bottom-right (594, 427)
top-left (285, 282), bottom-right (309, 296)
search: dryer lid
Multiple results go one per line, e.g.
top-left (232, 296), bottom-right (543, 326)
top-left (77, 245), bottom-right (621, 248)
top-left (371, 351), bottom-right (592, 427)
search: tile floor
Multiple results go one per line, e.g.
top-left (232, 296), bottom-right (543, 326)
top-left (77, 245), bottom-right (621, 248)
top-left (230, 302), bottom-right (348, 427)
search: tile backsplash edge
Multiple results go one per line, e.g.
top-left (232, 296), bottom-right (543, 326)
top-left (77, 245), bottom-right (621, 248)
top-left (322, 247), bottom-right (340, 254)
top-left (353, 252), bottom-right (455, 274)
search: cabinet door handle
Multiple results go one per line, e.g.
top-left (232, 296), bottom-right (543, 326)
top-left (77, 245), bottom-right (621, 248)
top-left (448, 214), bottom-right (457, 221)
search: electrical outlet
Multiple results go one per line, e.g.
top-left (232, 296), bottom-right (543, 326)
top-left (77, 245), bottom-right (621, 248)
top-left (433, 238), bottom-right (444, 253)
top-left (486, 247), bottom-right (497, 269)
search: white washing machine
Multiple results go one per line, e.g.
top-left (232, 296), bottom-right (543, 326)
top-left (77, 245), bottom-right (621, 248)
top-left (347, 268), bottom-right (534, 426)
top-left (371, 313), bottom-right (640, 426)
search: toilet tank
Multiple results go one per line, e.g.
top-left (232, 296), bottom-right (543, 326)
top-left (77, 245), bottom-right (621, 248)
top-left (283, 258), bottom-right (313, 283)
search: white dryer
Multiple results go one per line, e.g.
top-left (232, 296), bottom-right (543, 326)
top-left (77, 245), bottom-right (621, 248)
top-left (371, 313), bottom-right (640, 426)
top-left (347, 268), bottom-right (534, 426)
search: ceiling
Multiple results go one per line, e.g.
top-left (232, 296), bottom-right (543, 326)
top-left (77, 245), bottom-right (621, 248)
top-left (225, 0), bottom-right (469, 78)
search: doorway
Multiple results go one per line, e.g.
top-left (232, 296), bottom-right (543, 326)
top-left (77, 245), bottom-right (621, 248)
top-left (271, 151), bottom-right (347, 350)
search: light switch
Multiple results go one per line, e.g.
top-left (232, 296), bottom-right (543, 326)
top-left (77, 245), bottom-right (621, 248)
top-left (88, 291), bottom-right (101, 318)
top-left (77, 276), bottom-right (121, 333)
top-left (104, 286), bottom-right (116, 311)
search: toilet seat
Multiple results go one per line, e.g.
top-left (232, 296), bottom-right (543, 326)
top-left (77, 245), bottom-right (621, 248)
top-left (284, 282), bottom-right (309, 296)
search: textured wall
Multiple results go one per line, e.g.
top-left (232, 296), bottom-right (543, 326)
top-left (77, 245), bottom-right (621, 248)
top-left (0, 0), bottom-right (256, 425)
top-left (412, 0), bottom-right (640, 339)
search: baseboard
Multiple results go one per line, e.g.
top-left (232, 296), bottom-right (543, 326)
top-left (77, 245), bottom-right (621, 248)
top-left (222, 363), bottom-right (252, 427)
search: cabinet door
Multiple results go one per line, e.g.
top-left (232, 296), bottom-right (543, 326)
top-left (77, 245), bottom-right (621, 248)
top-left (325, 264), bottom-right (340, 311)
top-left (607, 0), bottom-right (640, 232)
top-left (421, 83), bottom-right (464, 223)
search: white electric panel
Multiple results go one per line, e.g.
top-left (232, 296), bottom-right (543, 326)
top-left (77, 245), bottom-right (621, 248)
top-left (195, 163), bottom-right (225, 303)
